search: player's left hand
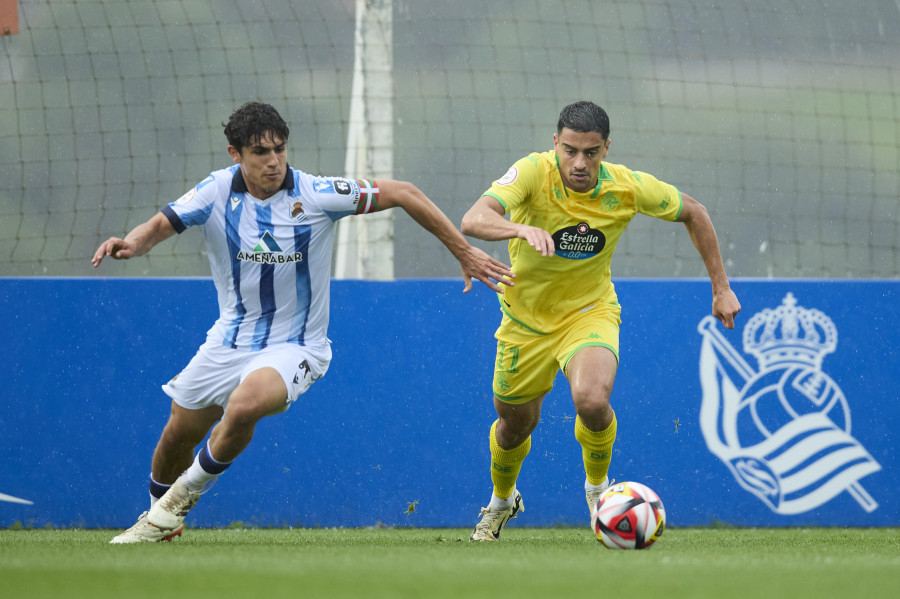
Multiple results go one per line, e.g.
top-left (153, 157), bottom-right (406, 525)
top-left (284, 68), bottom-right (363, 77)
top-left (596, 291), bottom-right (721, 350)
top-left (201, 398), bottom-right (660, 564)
top-left (712, 288), bottom-right (741, 329)
top-left (459, 245), bottom-right (515, 294)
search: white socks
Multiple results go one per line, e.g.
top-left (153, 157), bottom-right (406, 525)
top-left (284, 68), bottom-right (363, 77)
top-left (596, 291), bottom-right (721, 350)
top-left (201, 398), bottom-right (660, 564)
top-left (488, 490), bottom-right (517, 509)
top-left (585, 477), bottom-right (610, 494)
top-left (182, 441), bottom-right (232, 493)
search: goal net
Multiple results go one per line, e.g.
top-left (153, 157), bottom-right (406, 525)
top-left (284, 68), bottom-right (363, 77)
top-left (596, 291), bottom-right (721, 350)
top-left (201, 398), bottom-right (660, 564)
top-left (1, 0), bottom-right (898, 278)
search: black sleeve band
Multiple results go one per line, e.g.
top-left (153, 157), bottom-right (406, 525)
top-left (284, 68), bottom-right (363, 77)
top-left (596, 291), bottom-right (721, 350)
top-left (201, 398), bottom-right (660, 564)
top-left (161, 205), bottom-right (186, 234)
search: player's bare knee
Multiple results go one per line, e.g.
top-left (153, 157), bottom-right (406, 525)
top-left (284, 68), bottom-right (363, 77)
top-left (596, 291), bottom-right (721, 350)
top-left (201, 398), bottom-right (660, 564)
top-left (160, 419), bottom-right (203, 448)
top-left (573, 394), bottom-right (612, 425)
top-left (222, 398), bottom-right (271, 428)
top-left (571, 381), bottom-right (611, 409)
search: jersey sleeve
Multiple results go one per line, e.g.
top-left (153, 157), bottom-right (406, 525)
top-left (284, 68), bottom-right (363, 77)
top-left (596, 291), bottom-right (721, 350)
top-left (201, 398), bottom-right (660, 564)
top-left (482, 154), bottom-right (544, 214)
top-left (309, 177), bottom-right (380, 221)
top-left (631, 170), bottom-right (683, 221)
top-left (162, 173), bottom-right (221, 233)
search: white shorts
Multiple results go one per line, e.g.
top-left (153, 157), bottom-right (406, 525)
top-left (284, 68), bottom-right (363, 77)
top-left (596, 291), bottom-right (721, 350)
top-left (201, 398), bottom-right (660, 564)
top-left (161, 339), bottom-right (332, 411)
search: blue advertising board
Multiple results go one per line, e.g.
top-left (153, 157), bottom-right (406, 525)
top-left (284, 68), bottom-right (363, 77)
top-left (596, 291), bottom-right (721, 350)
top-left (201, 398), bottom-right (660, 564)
top-left (1, 278), bottom-right (897, 529)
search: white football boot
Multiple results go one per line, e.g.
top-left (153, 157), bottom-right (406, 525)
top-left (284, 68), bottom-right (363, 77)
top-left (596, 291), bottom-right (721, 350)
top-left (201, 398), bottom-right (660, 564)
top-left (146, 477), bottom-right (204, 531)
top-left (470, 490), bottom-right (523, 541)
top-left (109, 511), bottom-right (184, 544)
top-left (585, 477), bottom-right (612, 525)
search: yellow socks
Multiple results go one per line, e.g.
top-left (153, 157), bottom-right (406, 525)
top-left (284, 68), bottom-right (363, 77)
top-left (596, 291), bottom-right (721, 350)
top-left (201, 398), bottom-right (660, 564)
top-left (486, 414), bottom-right (614, 498)
top-left (489, 419), bottom-right (531, 499)
top-left (574, 413), bottom-right (617, 486)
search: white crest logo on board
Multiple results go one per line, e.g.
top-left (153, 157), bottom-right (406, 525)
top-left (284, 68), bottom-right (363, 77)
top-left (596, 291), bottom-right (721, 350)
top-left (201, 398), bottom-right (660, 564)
top-left (697, 293), bottom-right (881, 515)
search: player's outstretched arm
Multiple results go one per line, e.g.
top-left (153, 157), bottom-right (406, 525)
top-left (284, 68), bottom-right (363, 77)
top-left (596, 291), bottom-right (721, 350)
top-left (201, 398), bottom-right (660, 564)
top-left (676, 193), bottom-right (741, 329)
top-left (461, 195), bottom-right (555, 257)
top-left (91, 211), bottom-right (176, 268)
top-left (373, 180), bottom-right (514, 293)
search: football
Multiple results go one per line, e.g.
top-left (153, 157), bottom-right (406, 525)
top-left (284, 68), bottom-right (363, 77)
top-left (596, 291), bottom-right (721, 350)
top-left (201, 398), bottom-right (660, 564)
top-left (591, 481), bottom-right (666, 549)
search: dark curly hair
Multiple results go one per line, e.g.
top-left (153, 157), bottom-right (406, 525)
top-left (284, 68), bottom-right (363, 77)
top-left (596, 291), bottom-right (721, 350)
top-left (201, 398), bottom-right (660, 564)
top-left (557, 101), bottom-right (610, 140)
top-left (223, 102), bottom-right (290, 151)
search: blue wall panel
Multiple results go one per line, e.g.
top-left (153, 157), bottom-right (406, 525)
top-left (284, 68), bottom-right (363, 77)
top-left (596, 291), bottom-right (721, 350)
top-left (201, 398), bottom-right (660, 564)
top-left (1, 278), bottom-right (897, 529)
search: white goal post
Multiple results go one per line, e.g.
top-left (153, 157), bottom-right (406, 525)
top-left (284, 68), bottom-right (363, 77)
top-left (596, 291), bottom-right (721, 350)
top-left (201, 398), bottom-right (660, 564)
top-left (334, 0), bottom-right (394, 281)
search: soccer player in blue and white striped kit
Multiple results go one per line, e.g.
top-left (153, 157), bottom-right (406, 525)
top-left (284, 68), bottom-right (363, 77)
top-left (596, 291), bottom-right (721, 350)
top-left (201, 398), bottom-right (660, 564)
top-left (92, 101), bottom-right (513, 543)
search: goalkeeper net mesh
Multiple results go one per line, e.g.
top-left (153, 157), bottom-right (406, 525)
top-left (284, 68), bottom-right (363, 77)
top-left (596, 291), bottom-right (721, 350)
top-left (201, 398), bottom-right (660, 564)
top-left (1, 0), bottom-right (898, 278)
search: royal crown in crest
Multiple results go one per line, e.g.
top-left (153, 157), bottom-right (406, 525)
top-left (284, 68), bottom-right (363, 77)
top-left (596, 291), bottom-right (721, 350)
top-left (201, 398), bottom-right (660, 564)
top-left (742, 293), bottom-right (837, 370)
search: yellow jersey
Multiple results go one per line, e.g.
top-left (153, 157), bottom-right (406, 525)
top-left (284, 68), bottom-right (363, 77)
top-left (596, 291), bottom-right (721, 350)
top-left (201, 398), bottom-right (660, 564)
top-left (483, 150), bottom-right (683, 333)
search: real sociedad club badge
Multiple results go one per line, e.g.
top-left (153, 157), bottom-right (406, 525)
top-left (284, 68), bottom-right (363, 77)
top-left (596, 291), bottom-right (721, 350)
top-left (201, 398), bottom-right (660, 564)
top-left (290, 201), bottom-right (307, 223)
top-left (697, 293), bottom-right (881, 515)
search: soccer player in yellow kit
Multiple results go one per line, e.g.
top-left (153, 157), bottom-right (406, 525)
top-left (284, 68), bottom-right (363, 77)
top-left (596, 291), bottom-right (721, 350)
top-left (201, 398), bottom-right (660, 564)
top-left (461, 101), bottom-right (741, 541)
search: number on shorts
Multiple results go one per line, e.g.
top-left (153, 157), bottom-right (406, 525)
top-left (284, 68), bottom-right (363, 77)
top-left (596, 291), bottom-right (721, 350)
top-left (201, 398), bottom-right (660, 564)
top-left (496, 341), bottom-right (520, 374)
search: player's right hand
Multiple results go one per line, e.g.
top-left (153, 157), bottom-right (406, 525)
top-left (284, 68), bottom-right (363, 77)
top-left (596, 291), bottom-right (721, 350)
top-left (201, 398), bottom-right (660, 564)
top-left (91, 238), bottom-right (133, 267)
top-left (519, 225), bottom-right (555, 257)
top-left (712, 288), bottom-right (741, 329)
top-left (458, 245), bottom-right (514, 294)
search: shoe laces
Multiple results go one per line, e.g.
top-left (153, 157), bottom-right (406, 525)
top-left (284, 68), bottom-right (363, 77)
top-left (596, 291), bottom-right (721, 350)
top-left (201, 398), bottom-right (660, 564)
top-left (158, 482), bottom-right (202, 517)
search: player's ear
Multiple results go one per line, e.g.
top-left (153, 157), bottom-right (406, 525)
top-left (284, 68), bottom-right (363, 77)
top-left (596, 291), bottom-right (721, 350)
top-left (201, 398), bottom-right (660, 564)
top-left (227, 145), bottom-right (242, 164)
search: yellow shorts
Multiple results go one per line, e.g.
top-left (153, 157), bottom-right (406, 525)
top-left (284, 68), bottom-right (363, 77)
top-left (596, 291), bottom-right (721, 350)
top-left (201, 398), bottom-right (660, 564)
top-left (492, 304), bottom-right (621, 404)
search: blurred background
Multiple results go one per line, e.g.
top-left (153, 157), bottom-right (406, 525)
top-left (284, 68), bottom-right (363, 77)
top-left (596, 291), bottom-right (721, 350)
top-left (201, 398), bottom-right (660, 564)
top-left (1, 0), bottom-right (898, 279)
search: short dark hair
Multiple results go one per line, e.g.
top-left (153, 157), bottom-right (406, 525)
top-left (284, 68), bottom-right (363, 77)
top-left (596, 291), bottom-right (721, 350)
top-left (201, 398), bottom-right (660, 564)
top-left (557, 101), bottom-right (610, 139)
top-left (223, 102), bottom-right (290, 151)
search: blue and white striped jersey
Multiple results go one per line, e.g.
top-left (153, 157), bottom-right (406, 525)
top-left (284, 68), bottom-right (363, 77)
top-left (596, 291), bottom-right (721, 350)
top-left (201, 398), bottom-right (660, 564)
top-left (162, 164), bottom-right (379, 351)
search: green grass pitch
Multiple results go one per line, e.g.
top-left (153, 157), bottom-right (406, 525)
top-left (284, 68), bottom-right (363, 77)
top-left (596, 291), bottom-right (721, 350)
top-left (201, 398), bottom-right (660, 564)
top-left (2, 527), bottom-right (898, 599)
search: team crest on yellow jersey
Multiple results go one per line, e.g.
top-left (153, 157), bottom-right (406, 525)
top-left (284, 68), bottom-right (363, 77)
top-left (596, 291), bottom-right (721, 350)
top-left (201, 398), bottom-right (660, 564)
top-left (600, 192), bottom-right (620, 211)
